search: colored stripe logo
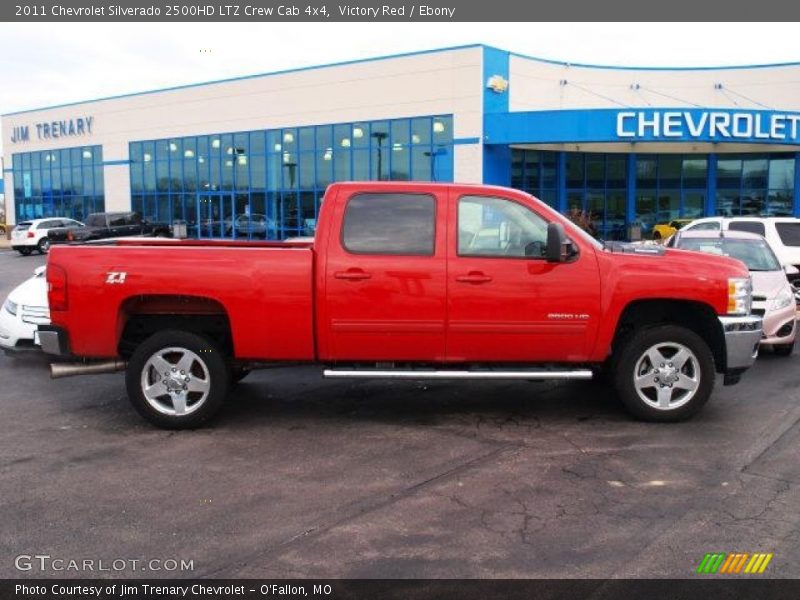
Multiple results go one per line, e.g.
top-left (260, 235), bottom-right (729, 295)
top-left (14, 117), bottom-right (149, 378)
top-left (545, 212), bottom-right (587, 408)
top-left (696, 552), bottom-right (773, 574)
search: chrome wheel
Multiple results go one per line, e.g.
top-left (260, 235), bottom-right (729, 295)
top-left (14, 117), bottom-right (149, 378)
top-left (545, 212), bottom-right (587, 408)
top-left (633, 342), bottom-right (700, 411)
top-left (140, 347), bottom-right (211, 416)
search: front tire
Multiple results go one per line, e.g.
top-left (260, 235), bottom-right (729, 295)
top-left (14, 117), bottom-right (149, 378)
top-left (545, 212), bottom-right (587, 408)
top-left (613, 325), bottom-right (715, 422)
top-left (773, 340), bottom-right (794, 357)
top-left (125, 330), bottom-right (229, 429)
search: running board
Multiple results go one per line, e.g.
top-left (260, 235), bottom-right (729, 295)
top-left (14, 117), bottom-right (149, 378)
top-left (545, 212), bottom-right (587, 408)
top-left (323, 369), bottom-right (593, 380)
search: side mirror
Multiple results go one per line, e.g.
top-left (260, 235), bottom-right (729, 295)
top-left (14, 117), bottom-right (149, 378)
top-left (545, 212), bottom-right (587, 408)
top-left (784, 264), bottom-right (799, 276)
top-left (546, 222), bottom-right (568, 263)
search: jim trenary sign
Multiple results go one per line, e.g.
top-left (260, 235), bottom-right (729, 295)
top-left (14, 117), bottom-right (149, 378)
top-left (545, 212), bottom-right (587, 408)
top-left (616, 110), bottom-right (800, 142)
top-left (10, 116), bottom-right (94, 144)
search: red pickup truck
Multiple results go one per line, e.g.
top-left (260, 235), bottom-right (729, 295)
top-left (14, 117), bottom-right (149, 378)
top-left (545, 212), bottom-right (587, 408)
top-left (39, 182), bottom-right (762, 428)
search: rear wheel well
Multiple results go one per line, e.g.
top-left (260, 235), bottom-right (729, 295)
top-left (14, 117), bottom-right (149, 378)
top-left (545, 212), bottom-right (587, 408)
top-left (612, 300), bottom-right (726, 373)
top-left (118, 296), bottom-right (233, 359)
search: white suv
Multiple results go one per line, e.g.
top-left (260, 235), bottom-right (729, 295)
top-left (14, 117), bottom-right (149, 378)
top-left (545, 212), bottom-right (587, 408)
top-left (10, 218), bottom-right (84, 256)
top-left (680, 217), bottom-right (800, 273)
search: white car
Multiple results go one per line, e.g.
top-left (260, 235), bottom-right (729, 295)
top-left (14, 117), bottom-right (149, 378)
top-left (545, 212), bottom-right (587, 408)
top-left (0, 266), bottom-right (50, 353)
top-left (10, 217), bottom-right (84, 255)
top-left (680, 217), bottom-right (800, 273)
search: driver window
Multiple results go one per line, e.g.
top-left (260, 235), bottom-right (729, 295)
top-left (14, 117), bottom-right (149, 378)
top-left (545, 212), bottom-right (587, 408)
top-left (458, 195), bottom-right (549, 258)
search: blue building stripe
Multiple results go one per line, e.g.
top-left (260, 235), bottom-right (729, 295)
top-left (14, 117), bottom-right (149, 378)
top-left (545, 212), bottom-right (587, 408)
top-left (453, 137), bottom-right (480, 145)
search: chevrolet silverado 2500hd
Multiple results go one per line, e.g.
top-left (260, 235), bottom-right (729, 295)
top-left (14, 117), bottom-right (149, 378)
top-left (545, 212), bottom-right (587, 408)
top-left (39, 182), bottom-right (762, 428)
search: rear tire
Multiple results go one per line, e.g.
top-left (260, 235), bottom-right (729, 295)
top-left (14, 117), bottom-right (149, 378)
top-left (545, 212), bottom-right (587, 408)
top-left (37, 237), bottom-right (50, 254)
top-left (773, 340), bottom-right (794, 357)
top-left (125, 330), bottom-right (229, 429)
top-left (613, 325), bottom-right (715, 422)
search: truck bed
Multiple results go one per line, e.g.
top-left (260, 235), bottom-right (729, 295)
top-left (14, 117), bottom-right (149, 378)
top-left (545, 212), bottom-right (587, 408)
top-left (47, 241), bottom-right (317, 360)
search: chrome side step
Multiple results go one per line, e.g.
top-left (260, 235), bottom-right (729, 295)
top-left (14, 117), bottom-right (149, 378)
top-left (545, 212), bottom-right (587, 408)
top-left (323, 369), bottom-right (593, 380)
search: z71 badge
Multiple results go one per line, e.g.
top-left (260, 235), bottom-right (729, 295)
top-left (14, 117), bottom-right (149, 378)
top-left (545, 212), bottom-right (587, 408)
top-left (105, 272), bottom-right (127, 284)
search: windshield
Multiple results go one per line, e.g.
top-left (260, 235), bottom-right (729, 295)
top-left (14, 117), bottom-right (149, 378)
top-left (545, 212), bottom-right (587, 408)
top-left (677, 237), bottom-right (781, 271)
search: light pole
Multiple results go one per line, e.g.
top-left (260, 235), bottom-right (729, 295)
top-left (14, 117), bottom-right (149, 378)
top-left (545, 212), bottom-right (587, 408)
top-left (371, 131), bottom-right (388, 180)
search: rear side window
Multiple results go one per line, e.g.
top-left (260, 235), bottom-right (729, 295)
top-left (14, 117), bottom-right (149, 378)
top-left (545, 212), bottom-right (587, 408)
top-left (108, 215), bottom-right (127, 227)
top-left (729, 221), bottom-right (765, 236)
top-left (686, 221), bottom-right (720, 232)
top-left (15, 222), bottom-right (32, 231)
top-left (342, 193), bottom-right (435, 255)
top-left (776, 222), bottom-right (800, 247)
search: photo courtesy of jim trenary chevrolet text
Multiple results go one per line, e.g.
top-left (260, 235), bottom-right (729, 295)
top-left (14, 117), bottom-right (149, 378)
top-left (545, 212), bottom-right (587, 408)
top-left (2, 3), bottom-right (800, 600)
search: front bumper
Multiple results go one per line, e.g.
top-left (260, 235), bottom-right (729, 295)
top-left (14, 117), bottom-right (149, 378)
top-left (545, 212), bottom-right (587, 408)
top-left (0, 306), bottom-right (40, 353)
top-left (759, 303), bottom-right (797, 346)
top-left (719, 315), bottom-right (762, 372)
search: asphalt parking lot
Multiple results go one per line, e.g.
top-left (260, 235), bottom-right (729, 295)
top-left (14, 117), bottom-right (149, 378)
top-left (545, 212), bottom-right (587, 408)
top-left (1, 247), bottom-right (799, 579)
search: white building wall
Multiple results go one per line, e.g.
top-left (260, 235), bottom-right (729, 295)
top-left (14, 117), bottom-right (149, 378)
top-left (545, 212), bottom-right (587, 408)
top-left (2, 46), bottom-right (484, 225)
top-left (509, 55), bottom-right (800, 112)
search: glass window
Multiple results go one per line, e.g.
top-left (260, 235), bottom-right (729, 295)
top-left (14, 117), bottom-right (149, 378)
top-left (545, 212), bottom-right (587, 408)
top-left (658, 155), bottom-right (681, 188)
top-left (342, 193), bottom-right (435, 255)
top-left (769, 158), bottom-right (795, 189)
top-left (637, 157), bottom-right (657, 188)
top-left (411, 118), bottom-right (431, 146)
top-left (458, 195), bottom-right (548, 258)
top-left (12, 145), bottom-right (105, 222)
top-left (566, 153), bottom-right (584, 187)
top-left (717, 158), bottom-right (742, 188)
top-left (682, 158), bottom-right (707, 189)
top-left (742, 158), bottom-right (768, 189)
top-left (776, 222), bottom-right (800, 247)
top-left (586, 155), bottom-right (605, 188)
top-left (729, 221), bottom-right (766, 236)
top-left (607, 156), bottom-right (626, 188)
top-left (125, 115), bottom-right (455, 240)
top-left (686, 220), bottom-right (721, 231)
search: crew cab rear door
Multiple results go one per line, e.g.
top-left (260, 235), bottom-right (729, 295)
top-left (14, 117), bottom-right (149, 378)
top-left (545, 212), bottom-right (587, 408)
top-left (445, 189), bottom-right (601, 362)
top-left (322, 188), bottom-right (447, 361)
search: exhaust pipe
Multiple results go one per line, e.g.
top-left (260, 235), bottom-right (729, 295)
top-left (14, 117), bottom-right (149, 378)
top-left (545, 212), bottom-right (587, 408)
top-left (50, 360), bottom-right (127, 379)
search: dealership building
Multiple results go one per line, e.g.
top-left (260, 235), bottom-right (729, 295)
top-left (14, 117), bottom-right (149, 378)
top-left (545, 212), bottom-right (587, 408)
top-left (3, 44), bottom-right (800, 240)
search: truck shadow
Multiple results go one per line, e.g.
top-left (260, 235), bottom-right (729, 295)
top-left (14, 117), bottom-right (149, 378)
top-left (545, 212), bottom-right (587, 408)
top-left (218, 372), bottom-right (628, 430)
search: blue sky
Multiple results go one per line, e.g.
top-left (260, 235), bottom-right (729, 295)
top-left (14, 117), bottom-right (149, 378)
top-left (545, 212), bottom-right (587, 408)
top-left (1, 22), bottom-right (799, 158)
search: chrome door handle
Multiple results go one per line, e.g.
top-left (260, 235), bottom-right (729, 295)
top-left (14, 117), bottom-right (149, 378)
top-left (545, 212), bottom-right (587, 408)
top-left (456, 272), bottom-right (493, 284)
top-left (334, 269), bottom-right (372, 281)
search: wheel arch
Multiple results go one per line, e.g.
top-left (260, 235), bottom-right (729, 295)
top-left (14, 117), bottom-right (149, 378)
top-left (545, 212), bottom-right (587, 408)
top-left (611, 299), bottom-right (726, 373)
top-left (117, 295), bottom-right (233, 359)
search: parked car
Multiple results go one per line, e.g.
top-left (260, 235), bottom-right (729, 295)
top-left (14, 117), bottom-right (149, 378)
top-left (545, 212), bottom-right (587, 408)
top-left (679, 217), bottom-right (800, 280)
top-left (10, 218), bottom-right (84, 255)
top-left (40, 182), bottom-right (762, 429)
top-left (229, 214), bottom-right (276, 239)
top-left (672, 230), bottom-right (796, 356)
top-left (652, 219), bottom-right (692, 241)
top-left (0, 266), bottom-right (50, 354)
top-left (48, 212), bottom-right (170, 244)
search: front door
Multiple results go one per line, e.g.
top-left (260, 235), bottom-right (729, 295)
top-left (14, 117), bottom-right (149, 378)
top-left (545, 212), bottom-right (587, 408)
top-left (446, 192), bottom-right (601, 363)
top-left (196, 192), bottom-right (235, 238)
top-left (323, 189), bottom-right (447, 361)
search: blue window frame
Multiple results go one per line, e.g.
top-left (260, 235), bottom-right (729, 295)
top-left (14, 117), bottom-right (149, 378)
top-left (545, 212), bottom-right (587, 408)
top-left (11, 145), bottom-right (104, 222)
top-left (129, 114), bottom-right (454, 240)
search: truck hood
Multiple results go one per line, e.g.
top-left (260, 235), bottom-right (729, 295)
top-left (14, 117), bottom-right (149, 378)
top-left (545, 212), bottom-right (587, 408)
top-left (602, 243), bottom-right (749, 279)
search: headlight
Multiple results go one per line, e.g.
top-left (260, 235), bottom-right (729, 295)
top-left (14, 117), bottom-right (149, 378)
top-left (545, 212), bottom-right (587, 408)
top-left (3, 298), bottom-right (17, 316)
top-left (769, 287), bottom-right (794, 311)
top-left (727, 277), bottom-right (752, 315)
